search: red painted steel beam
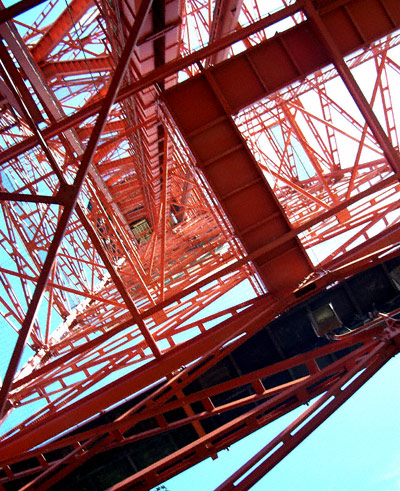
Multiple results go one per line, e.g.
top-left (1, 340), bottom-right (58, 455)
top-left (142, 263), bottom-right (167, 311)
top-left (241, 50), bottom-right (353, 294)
top-left (10, 295), bottom-right (258, 395)
top-left (165, 0), bottom-right (400, 116)
top-left (0, 0), bottom-right (398, 470)
top-left (0, 3), bottom-right (303, 167)
top-left (0, 0), bottom-right (154, 419)
top-left (1, 318), bottom-right (395, 488)
top-left (9, 296), bottom-right (262, 405)
top-left (0, 269), bottom-right (389, 463)
top-left (159, 135), bottom-right (169, 301)
top-left (60, 377), bottom-right (339, 484)
top-left (0, 294), bottom-right (277, 459)
top-left (216, 336), bottom-right (399, 490)
top-left (30, 0), bottom-right (94, 63)
top-left (0, 266), bottom-right (122, 307)
top-left (142, 168), bottom-right (400, 318)
top-left (0, 176), bottom-right (396, 395)
top-left (1, 0), bottom-right (399, 169)
top-left (0, 36), bottom-right (76, 181)
top-left (162, 0), bottom-right (400, 293)
top-left (207, 0), bottom-right (244, 66)
top-left (9, 318), bottom-right (136, 391)
top-left (0, 328), bottom-right (379, 487)
top-left (164, 66), bottom-right (313, 293)
top-left (105, 332), bottom-right (393, 490)
top-left (325, 220), bottom-right (400, 271)
top-left (40, 57), bottom-right (112, 79)
top-left (303, 0), bottom-right (400, 173)
top-left (0, 39), bottom-right (43, 124)
top-left (0, 20), bottom-right (84, 158)
top-left (4, 325), bottom-right (379, 465)
top-left (77, 209), bottom-right (160, 355)
top-left (0, 191), bottom-right (62, 205)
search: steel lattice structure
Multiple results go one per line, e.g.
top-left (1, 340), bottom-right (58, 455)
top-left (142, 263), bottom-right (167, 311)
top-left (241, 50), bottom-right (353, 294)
top-left (0, 0), bottom-right (400, 489)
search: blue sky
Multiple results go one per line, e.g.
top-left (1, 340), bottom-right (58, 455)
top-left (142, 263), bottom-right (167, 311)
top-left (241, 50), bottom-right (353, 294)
top-left (162, 354), bottom-right (400, 491)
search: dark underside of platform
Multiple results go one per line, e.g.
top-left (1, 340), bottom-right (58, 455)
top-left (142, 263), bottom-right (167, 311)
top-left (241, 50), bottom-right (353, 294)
top-left (4, 254), bottom-right (400, 490)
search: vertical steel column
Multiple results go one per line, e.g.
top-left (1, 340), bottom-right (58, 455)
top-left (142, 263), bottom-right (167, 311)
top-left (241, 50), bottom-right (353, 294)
top-left (159, 133), bottom-right (169, 302)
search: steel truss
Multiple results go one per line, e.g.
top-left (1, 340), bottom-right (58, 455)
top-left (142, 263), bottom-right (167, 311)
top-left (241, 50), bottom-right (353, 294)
top-left (0, 0), bottom-right (399, 489)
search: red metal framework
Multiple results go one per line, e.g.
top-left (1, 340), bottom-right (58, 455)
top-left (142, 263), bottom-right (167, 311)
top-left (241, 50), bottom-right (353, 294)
top-left (0, 0), bottom-right (399, 489)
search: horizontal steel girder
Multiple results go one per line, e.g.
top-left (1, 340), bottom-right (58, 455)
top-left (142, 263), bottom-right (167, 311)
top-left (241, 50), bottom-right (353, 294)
top-left (163, 0), bottom-right (400, 292)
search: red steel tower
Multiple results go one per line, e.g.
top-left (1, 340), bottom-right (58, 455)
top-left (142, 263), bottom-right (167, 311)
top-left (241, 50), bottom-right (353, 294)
top-left (0, 0), bottom-right (400, 489)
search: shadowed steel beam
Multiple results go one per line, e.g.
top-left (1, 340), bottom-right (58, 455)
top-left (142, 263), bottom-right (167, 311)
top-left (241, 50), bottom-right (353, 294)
top-left (4, 322), bottom-right (380, 464)
top-left (0, 0), bottom-right (48, 25)
top-left (102, 329), bottom-right (396, 490)
top-left (215, 330), bottom-right (399, 490)
top-left (0, 192), bottom-right (62, 205)
top-left (207, 0), bottom-right (244, 66)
